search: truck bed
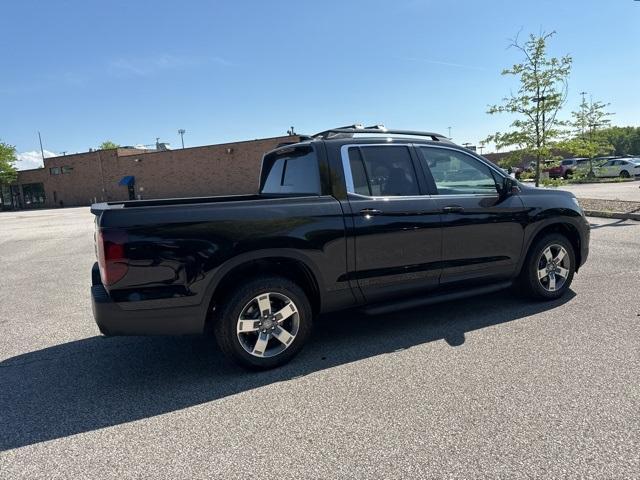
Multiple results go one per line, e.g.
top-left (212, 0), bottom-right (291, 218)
top-left (90, 194), bottom-right (263, 215)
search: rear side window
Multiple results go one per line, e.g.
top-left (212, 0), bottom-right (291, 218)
top-left (347, 146), bottom-right (420, 196)
top-left (261, 146), bottom-right (321, 195)
top-left (561, 160), bottom-right (574, 166)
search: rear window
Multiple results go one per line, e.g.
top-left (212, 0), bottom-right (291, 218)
top-left (260, 146), bottom-right (321, 195)
top-left (347, 145), bottom-right (419, 196)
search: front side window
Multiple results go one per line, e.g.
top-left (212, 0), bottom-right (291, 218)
top-left (261, 146), bottom-right (320, 195)
top-left (418, 147), bottom-right (498, 195)
top-left (347, 145), bottom-right (419, 197)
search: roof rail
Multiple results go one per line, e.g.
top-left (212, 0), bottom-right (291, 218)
top-left (312, 124), bottom-right (449, 142)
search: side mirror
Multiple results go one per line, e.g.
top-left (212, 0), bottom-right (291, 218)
top-left (498, 177), bottom-right (520, 198)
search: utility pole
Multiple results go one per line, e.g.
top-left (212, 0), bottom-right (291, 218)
top-left (447, 126), bottom-right (452, 139)
top-left (38, 131), bottom-right (45, 162)
top-left (178, 129), bottom-right (186, 149)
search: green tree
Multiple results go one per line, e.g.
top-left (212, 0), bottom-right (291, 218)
top-left (591, 126), bottom-right (640, 157)
top-left (486, 31), bottom-right (572, 186)
top-left (563, 95), bottom-right (614, 175)
top-left (0, 141), bottom-right (18, 185)
top-left (99, 140), bottom-right (120, 150)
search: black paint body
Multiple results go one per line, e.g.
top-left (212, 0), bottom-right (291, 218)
top-left (91, 137), bottom-right (590, 335)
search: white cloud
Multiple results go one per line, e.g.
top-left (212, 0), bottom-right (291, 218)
top-left (108, 54), bottom-right (231, 77)
top-left (15, 150), bottom-right (58, 171)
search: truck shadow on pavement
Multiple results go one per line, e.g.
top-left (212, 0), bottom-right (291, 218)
top-left (1, 290), bottom-right (575, 451)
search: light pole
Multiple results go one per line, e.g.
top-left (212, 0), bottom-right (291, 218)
top-left (38, 131), bottom-right (45, 162)
top-left (178, 129), bottom-right (186, 149)
top-left (447, 126), bottom-right (452, 139)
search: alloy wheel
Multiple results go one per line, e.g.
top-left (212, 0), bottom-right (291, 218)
top-left (537, 244), bottom-right (571, 292)
top-left (236, 292), bottom-right (300, 358)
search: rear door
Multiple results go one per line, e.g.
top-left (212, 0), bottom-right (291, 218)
top-left (340, 143), bottom-right (442, 302)
top-left (416, 145), bottom-right (528, 285)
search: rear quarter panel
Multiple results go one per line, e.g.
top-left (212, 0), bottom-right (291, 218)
top-left (97, 196), bottom-right (350, 315)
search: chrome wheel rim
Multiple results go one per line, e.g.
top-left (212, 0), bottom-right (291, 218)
top-left (537, 244), bottom-right (571, 292)
top-left (237, 292), bottom-right (300, 358)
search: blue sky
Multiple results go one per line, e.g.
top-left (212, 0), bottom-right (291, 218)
top-left (2, 0), bottom-right (639, 169)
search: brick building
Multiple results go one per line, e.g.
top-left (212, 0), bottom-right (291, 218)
top-left (2, 135), bottom-right (299, 209)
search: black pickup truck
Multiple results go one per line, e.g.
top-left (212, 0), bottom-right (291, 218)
top-left (91, 125), bottom-right (590, 369)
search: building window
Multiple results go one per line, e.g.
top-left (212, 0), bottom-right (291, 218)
top-left (61, 166), bottom-right (73, 174)
top-left (21, 183), bottom-right (46, 208)
top-left (50, 167), bottom-right (60, 175)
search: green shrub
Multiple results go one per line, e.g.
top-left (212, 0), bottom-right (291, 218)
top-left (540, 177), bottom-right (566, 187)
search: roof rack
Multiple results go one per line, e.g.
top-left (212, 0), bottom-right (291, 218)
top-left (312, 124), bottom-right (449, 142)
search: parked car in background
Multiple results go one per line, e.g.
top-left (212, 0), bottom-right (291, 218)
top-left (545, 158), bottom-right (589, 179)
top-left (592, 156), bottom-right (618, 165)
top-left (595, 158), bottom-right (640, 178)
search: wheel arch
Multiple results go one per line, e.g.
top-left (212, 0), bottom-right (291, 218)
top-left (203, 250), bottom-right (323, 329)
top-left (519, 220), bottom-right (583, 275)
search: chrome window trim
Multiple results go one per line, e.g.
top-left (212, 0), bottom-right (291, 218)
top-left (340, 142), bottom-right (509, 198)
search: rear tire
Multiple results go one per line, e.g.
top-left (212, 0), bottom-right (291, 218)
top-left (518, 233), bottom-right (576, 300)
top-left (213, 275), bottom-right (313, 370)
top-left (620, 170), bottom-right (630, 179)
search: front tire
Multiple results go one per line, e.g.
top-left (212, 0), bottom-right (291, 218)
top-left (213, 276), bottom-right (313, 370)
top-left (620, 170), bottom-right (630, 179)
top-left (519, 233), bottom-right (576, 300)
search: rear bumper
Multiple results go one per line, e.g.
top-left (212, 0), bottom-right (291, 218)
top-left (91, 263), bottom-right (206, 336)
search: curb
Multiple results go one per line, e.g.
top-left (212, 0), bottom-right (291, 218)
top-left (583, 210), bottom-right (640, 221)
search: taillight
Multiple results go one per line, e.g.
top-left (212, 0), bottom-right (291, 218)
top-left (97, 228), bottom-right (129, 286)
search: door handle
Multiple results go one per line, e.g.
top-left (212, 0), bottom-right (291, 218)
top-left (442, 205), bottom-right (464, 213)
top-left (360, 208), bottom-right (383, 216)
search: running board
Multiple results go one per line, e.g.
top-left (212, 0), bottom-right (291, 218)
top-left (361, 281), bottom-right (513, 316)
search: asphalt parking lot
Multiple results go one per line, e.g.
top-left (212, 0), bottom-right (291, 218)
top-left (1, 207), bottom-right (638, 479)
top-left (559, 179), bottom-right (640, 202)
